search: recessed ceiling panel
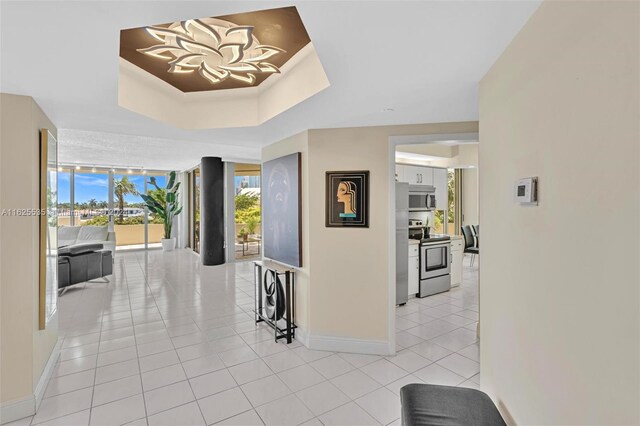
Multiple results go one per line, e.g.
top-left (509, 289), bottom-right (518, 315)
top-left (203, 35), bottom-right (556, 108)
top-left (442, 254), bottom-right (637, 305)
top-left (120, 6), bottom-right (311, 92)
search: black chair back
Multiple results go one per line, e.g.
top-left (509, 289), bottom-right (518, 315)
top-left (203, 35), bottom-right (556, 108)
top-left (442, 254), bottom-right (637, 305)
top-left (461, 225), bottom-right (474, 249)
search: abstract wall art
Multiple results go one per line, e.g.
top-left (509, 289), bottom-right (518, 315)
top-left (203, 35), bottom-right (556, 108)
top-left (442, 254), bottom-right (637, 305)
top-left (262, 152), bottom-right (302, 267)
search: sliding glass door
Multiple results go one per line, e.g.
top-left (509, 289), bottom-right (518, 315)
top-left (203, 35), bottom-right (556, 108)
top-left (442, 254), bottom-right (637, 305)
top-left (187, 168), bottom-right (201, 253)
top-left (234, 163), bottom-right (261, 261)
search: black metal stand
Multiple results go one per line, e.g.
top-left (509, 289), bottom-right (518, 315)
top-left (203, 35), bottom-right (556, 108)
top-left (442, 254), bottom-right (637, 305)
top-left (254, 261), bottom-right (296, 343)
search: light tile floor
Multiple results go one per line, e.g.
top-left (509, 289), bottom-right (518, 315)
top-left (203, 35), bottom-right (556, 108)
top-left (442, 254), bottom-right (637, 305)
top-left (10, 250), bottom-right (479, 426)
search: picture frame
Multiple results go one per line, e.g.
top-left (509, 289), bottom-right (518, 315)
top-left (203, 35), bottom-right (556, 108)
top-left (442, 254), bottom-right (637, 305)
top-left (325, 170), bottom-right (369, 228)
top-left (39, 129), bottom-right (58, 330)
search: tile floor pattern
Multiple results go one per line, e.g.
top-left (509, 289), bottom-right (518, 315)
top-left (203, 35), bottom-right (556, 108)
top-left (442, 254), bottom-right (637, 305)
top-left (9, 250), bottom-right (479, 426)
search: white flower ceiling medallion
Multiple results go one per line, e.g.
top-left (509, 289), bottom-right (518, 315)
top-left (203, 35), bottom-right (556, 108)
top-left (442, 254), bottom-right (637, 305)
top-left (137, 18), bottom-right (286, 86)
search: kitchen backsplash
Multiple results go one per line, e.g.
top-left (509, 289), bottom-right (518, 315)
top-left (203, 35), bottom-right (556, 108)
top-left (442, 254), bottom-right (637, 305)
top-left (408, 211), bottom-right (434, 227)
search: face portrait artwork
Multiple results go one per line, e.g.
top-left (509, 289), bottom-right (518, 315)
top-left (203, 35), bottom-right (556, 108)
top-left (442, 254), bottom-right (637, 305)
top-left (267, 163), bottom-right (290, 251)
top-left (326, 171), bottom-right (369, 227)
top-left (262, 153), bottom-right (302, 267)
top-left (336, 181), bottom-right (357, 218)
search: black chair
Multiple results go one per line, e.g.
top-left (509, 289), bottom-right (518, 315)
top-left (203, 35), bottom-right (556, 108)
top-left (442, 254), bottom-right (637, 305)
top-left (401, 384), bottom-right (506, 426)
top-left (461, 225), bottom-right (479, 267)
top-left (472, 224), bottom-right (479, 247)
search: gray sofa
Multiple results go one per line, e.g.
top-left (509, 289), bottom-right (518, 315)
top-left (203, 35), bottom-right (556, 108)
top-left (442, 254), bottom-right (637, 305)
top-left (58, 225), bottom-right (116, 255)
top-left (58, 243), bottom-right (113, 292)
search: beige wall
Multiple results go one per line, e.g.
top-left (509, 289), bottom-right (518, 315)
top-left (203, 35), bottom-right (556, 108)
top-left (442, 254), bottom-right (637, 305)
top-left (479, 1), bottom-right (639, 424)
top-left (0, 94), bottom-right (58, 408)
top-left (307, 128), bottom-right (391, 342)
top-left (263, 122), bottom-right (477, 351)
top-left (462, 168), bottom-right (478, 226)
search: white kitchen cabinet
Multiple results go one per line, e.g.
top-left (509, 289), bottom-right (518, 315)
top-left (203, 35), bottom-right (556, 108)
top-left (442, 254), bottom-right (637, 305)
top-left (408, 244), bottom-right (419, 297)
top-left (450, 238), bottom-right (463, 287)
top-left (433, 168), bottom-right (448, 210)
top-left (420, 167), bottom-right (433, 185)
top-left (405, 165), bottom-right (421, 184)
top-left (396, 164), bottom-right (433, 185)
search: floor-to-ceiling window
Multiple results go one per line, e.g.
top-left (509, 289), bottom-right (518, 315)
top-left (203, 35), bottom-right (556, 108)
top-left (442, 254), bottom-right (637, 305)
top-left (74, 167), bottom-right (109, 227)
top-left (56, 165), bottom-right (169, 250)
top-left (58, 166), bottom-right (72, 226)
top-left (145, 172), bottom-right (166, 248)
top-left (234, 163), bottom-right (261, 261)
top-left (113, 172), bottom-right (148, 250)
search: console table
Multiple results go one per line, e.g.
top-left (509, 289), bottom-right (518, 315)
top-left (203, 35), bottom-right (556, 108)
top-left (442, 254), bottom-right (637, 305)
top-left (253, 260), bottom-right (296, 343)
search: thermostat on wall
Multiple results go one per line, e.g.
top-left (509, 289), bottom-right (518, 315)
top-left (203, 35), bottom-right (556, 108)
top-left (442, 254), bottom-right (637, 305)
top-left (515, 177), bottom-right (538, 205)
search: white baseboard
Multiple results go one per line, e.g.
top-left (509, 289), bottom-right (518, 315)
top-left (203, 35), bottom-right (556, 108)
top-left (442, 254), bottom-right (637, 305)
top-left (34, 339), bottom-right (61, 409)
top-left (307, 334), bottom-right (392, 355)
top-left (0, 396), bottom-right (34, 425)
top-left (0, 340), bottom-right (61, 425)
top-left (295, 325), bottom-right (309, 347)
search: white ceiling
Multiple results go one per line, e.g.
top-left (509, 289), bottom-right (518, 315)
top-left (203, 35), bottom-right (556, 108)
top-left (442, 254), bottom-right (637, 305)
top-left (0, 1), bottom-right (541, 170)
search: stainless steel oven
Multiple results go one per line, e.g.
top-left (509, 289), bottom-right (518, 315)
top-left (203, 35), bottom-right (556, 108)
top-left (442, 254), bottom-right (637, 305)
top-left (419, 239), bottom-right (451, 297)
top-left (408, 185), bottom-right (436, 211)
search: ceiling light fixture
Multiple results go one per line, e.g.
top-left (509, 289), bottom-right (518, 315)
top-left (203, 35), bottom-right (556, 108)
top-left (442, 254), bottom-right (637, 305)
top-left (137, 18), bottom-right (286, 86)
top-left (75, 165), bottom-right (81, 170)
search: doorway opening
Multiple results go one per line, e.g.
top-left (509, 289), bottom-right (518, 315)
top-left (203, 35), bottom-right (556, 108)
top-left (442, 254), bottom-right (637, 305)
top-left (389, 133), bottom-right (479, 362)
top-left (234, 163), bottom-right (261, 261)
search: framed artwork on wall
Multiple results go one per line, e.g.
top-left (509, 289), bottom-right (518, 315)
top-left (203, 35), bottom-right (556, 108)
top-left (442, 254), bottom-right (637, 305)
top-left (262, 152), bottom-right (302, 267)
top-left (326, 170), bottom-right (369, 228)
top-left (39, 129), bottom-right (58, 330)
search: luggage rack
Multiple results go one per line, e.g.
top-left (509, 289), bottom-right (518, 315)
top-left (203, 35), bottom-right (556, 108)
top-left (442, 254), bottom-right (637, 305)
top-left (253, 261), bottom-right (296, 343)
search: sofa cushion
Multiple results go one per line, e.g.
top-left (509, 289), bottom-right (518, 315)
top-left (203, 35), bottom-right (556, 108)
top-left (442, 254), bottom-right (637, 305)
top-left (58, 226), bottom-right (81, 246)
top-left (59, 243), bottom-right (104, 256)
top-left (77, 225), bottom-right (108, 242)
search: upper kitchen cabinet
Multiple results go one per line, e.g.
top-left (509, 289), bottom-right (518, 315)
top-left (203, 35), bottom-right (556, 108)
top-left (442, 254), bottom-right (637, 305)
top-left (433, 168), bottom-right (448, 209)
top-left (396, 164), bottom-right (433, 185)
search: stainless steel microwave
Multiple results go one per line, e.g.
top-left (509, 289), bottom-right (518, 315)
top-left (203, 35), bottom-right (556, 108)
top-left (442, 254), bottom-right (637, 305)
top-left (408, 185), bottom-right (436, 211)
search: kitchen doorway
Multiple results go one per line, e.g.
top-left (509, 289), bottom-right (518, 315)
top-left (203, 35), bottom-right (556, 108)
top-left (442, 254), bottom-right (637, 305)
top-left (388, 133), bottom-right (479, 355)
